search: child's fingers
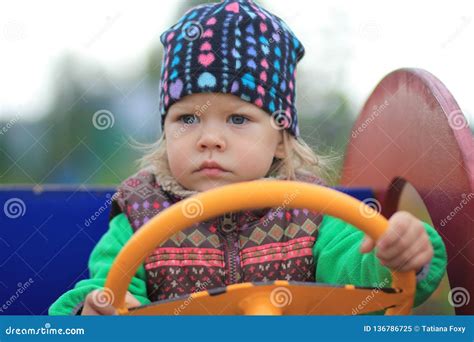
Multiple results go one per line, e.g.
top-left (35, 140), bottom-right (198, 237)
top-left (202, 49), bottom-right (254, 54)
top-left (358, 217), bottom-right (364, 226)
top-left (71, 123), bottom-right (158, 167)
top-left (399, 248), bottom-right (433, 272)
top-left (360, 235), bottom-right (375, 253)
top-left (125, 291), bottom-right (142, 308)
top-left (376, 226), bottom-right (404, 251)
top-left (376, 224), bottom-right (419, 260)
top-left (82, 290), bottom-right (142, 315)
top-left (397, 235), bottom-right (433, 272)
top-left (378, 237), bottom-right (426, 270)
top-left (377, 211), bottom-right (413, 249)
top-left (391, 247), bottom-right (433, 272)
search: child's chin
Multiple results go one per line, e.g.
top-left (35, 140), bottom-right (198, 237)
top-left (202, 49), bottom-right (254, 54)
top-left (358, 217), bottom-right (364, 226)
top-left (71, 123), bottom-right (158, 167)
top-left (194, 179), bottom-right (235, 192)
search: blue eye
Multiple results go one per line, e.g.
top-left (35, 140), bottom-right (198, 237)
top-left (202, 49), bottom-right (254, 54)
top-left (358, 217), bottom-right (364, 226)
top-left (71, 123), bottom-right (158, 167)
top-left (228, 114), bottom-right (249, 125)
top-left (179, 114), bottom-right (199, 124)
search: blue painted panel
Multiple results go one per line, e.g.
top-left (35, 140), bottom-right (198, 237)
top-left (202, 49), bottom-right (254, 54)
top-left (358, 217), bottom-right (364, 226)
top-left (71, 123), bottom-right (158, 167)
top-left (0, 186), bottom-right (374, 315)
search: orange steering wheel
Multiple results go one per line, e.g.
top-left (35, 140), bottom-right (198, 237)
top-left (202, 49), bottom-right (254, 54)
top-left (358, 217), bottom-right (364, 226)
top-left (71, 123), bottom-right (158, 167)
top-left (104, 180), bottom-right (416, 315)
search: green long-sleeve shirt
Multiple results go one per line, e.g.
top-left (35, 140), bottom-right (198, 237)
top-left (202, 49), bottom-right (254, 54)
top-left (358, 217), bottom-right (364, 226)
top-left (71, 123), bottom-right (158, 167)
top-left (48, 213), bottom-right (447, 315)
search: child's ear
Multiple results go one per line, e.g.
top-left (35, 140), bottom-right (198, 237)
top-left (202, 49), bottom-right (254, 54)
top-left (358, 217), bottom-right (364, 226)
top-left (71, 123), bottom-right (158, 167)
top-left (274, 137), bottom-right (286, 159)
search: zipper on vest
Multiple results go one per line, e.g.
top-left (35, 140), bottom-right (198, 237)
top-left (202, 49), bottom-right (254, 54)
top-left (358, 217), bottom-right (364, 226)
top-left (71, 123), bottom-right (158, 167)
top-left (221, 212), bottom-right (240, 285)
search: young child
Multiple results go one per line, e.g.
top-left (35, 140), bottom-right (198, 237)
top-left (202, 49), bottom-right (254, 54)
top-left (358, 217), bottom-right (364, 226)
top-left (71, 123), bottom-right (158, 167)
top-left (49, 0), bottom-right (447, 315)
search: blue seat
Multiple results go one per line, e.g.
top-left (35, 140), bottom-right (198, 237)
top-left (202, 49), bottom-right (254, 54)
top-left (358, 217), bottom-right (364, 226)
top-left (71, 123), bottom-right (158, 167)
top-left (0, 186), bottom-right (374, 315)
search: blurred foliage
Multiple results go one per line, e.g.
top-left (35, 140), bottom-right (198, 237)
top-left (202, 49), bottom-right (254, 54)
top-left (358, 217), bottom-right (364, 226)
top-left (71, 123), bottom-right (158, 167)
top-left (0, 0), bottom-right (355, 186)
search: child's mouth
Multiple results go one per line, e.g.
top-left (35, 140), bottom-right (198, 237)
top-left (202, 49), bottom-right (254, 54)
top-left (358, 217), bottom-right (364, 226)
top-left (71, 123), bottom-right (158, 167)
top-left (197, 168), bottom-right (227, 177)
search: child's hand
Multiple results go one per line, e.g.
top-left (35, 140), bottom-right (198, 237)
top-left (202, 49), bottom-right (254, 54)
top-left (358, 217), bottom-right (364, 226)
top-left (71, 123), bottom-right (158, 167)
top-left (360, 211), bottom-right (434, 272)
top-left (81, 289), bottom-right (141, 315)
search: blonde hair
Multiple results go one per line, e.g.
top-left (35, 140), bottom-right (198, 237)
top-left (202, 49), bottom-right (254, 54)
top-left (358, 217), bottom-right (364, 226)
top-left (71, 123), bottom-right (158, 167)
top-left (132, 130), bottom-right (340, 186)
top-left (267, 130), bottom-right (339, 185)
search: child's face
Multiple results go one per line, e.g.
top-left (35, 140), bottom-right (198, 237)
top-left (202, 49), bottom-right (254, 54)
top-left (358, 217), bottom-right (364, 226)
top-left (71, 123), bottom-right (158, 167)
top-left (164, 93), bottom-right (285, 192)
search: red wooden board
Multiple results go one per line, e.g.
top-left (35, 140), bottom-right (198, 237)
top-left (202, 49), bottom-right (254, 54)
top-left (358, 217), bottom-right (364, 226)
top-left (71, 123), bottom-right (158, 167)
top-left (340, 68), bottom-right (474, 315)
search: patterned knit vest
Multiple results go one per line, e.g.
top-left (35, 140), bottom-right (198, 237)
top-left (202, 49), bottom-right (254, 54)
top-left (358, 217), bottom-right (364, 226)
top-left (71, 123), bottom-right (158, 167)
top-left (111, 168), bottom-right (324, 301)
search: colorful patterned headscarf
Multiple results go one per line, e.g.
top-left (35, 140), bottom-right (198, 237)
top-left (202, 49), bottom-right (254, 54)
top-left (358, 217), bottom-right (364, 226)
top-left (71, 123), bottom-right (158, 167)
top-left (158, 0), bottom-right (305, 136)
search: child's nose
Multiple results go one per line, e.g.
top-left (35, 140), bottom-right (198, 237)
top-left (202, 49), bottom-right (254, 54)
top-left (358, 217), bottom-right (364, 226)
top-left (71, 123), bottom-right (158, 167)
top-left (196, 128), bottom-right (226, 151)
